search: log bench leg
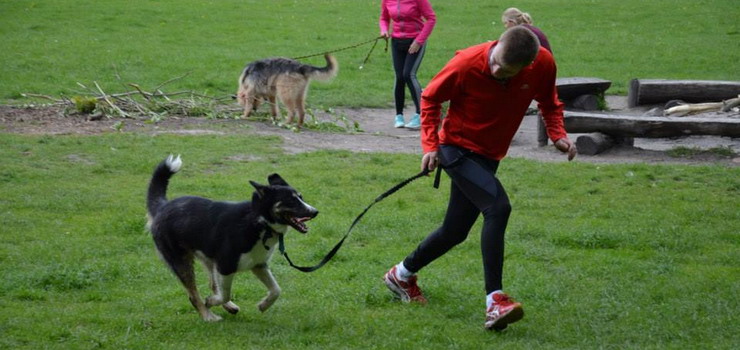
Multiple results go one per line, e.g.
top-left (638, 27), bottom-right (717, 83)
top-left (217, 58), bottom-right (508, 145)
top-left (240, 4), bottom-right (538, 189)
top-left (576, 133), bottom-right (634, 155)
top-left (537, 114), bottom-right (548, 146)
top-left (576, 133), bottom-right (613, 155)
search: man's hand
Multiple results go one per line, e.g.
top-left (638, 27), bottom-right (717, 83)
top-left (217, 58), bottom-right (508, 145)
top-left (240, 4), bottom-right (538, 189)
top-left (380, 31), bottom-right (390, 39)
top-left (421, 151), bottom-right (438, 172)
top-left (554, 138), bottom-right (577, 161)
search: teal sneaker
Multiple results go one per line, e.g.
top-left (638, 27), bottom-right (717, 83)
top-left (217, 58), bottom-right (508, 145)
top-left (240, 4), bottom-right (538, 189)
top-left (405, 114), bottom-right (421, 130)
top-left (394, 115), bottom-right (405, 128)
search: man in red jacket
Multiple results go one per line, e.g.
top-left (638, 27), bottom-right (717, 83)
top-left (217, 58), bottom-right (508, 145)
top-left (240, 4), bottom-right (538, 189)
top-left (383, 26), bottom-right (577, 331)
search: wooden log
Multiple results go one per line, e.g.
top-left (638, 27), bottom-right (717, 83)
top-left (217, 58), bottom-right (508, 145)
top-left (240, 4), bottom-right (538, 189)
top-left (537, 114), bottom-right (548, 146)
top-left (722, 96), bottom-right (740, 112)
top-left (576, 133), bottom-right (613, 155)
top-left (628, 79), bottom-right (740, 107)
top-left (664, 96), bottom-right (740, 116)
top-left (567, 94), bottom-right (601, 111)
top-left (575, 133), bottom-right (634, 155)
top-left (564, 111), bottom-right (740, 138)
top-left (665, 102), bottom-right (724, 117)
top-left (556, 77), bottom-right (612, 101)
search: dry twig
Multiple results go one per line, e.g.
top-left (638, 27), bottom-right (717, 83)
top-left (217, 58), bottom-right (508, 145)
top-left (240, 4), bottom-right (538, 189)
top-left (94, 81), bottom-right (129, 118)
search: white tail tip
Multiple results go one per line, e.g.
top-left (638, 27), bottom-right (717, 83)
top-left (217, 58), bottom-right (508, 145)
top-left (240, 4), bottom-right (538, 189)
top-left (166, 154), bottom-right (182, 173)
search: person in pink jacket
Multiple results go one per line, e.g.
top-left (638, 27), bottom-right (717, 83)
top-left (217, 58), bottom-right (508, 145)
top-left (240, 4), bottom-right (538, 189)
top-left (379, 0), bottom-right (436, 129)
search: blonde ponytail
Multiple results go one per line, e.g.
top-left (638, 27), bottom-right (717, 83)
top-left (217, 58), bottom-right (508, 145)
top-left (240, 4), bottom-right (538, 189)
top-left (501, 7), bottom-right (533, 26)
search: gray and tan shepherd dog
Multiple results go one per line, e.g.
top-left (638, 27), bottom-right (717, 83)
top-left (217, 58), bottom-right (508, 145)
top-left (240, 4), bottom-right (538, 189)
top-left (236, 54), bottom-right (338, 127)
top-left (146, 155), bottom-right (319, 321)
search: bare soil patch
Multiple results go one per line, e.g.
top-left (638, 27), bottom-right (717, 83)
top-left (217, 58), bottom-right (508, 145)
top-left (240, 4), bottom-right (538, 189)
top-left (1, 96), bottom-right (738, 166)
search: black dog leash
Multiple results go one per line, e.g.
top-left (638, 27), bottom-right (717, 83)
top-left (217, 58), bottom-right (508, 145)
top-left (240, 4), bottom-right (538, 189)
top-left (279, 168), bottom-right (432, 272)
top-left (292, 36), bottom-right (388, 69)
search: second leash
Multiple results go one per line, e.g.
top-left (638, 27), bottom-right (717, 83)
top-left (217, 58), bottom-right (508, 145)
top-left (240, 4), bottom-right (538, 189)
top-left (291, 36), bottom-right (388, 68)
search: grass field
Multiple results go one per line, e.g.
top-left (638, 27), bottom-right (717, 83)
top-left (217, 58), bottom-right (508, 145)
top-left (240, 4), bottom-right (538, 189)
top-left (1, 1), bottom-right (739, 349)
top-left (1, 0), bottom-right (738, 108)
top-left (0, 134), bottom-right (738, 349)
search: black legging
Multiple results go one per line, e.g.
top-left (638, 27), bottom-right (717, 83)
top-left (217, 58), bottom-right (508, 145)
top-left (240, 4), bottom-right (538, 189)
top-left (403, 145), bottom-right (512, 294)
top-left (391, 38), bottom-right (425, 115)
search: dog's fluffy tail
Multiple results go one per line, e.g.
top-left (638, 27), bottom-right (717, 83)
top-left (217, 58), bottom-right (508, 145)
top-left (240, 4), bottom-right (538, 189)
top-left (306, 54), bottom-right (338, 81)
top-left (147, 155), bottom-right (182, 219)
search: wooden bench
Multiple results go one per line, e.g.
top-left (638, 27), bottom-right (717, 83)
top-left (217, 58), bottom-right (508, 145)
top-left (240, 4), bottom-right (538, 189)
top-left (537, 77), bottom-right (612, 146)
top-left (537, 78), bottom-right (740, 154)
top-left (564, 111), bottom-right (740, 155)
top-left (557, 77), bottom-right (612, 101)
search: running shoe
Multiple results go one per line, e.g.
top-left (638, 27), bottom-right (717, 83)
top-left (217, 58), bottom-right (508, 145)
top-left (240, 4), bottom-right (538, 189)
top-left (485, 292), bottom-right (524, 331)
top-left (383, 266), bottom-right (427, 304)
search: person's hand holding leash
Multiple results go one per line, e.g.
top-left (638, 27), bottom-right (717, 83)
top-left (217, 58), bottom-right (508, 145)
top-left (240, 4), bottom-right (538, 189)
top-left (554, 138), bottom-right (577, 161)
top-left (380, 31), bottom-right (390, 39)
top-left (421, 151), bottom-right (439, 172)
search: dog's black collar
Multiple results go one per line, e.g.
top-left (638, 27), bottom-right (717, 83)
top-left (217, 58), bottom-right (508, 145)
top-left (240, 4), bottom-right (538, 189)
top-left (262, 226), bottom-right (283, 250)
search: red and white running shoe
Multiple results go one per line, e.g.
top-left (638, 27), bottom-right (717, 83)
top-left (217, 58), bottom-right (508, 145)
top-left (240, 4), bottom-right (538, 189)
top-left (485, 292), bottom-right (524, 331)
top-left (383, 266), bottom-right (427, 304)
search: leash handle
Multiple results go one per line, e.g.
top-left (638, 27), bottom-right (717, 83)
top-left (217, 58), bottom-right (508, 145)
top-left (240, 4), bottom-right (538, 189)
top-left (281, 168), bottom-right (429, 272)
top-left (359, 36), bottom-right (388, 70)
top-left (433, 166), bottom-right (442, 189)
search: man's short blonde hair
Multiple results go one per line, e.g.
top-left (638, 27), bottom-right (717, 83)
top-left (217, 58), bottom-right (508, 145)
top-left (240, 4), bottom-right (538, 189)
top-left (498, 26), bottom-right (540, 67)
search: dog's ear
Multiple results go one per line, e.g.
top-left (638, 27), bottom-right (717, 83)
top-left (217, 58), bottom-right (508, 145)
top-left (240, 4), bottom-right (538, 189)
top-left (250, 180), bottom-right (267, 198)
top-left (267, 173), bottom-right (289, 187)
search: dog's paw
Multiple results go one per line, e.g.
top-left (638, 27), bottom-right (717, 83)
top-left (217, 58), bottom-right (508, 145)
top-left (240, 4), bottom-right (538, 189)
top-left (205, 296), bottom-right (222, 308)
top-left (223, 301), bottom-right (240, 315)
top-left (257, 299), bottom-right (274, 313)
top-left (202, 312), bottom-right (223, 322)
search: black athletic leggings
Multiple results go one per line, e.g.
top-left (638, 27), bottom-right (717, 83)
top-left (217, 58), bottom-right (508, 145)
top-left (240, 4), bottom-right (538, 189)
top-left (403, 145), bottom-right (512, 294)
top-left (390, 38), bottom-right (425, 115)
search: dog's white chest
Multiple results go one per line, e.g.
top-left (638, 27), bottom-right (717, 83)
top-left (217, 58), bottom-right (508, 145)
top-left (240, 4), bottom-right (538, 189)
top-left (237, 233), bottom-right (278, 271)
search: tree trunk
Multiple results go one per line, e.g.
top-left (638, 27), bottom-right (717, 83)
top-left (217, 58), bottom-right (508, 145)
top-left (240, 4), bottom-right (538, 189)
top-left (628, 79), bottom-right (740, 107)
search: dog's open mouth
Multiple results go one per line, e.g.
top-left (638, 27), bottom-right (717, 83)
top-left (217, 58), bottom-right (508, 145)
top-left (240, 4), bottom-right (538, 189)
top-left (286, 215), bottom-right (314, 233)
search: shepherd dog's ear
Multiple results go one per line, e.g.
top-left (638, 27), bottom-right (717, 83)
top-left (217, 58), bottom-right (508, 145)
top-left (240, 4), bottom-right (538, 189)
top-left (267, 173), bottom-right (289, 187)
top-left (250, 181), bottom-right (267, 198)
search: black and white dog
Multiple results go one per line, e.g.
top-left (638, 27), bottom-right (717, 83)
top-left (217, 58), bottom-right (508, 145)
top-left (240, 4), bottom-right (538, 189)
top-left (146, 155), bottom-right (318, 321)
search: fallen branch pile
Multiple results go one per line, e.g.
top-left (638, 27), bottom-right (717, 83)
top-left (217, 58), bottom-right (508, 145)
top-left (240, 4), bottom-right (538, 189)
top-left (22, 73), bottom-right (237, 121)
top-left (19, 74), bottom-right (362, 133)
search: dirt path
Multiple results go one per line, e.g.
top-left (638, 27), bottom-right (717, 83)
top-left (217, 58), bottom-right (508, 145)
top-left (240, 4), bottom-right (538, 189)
top-left (1, 96), bottom-right (738, 166)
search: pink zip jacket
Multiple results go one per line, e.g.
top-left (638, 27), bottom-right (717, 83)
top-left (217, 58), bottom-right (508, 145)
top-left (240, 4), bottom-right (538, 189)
top-left (379, 0), bottom-right (436, 45)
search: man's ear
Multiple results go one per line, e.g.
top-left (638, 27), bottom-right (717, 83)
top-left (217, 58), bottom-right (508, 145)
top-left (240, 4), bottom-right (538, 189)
top-left (250, 181), bottom-right (267, 198)
top-left (267, 173), bottom-right (289, 187)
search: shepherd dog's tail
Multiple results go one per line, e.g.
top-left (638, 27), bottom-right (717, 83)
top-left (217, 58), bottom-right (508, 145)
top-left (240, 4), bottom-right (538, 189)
top-left (147, 155), bottom-right (182, 219)
top-left (305, 54), bottom-right (338, 81)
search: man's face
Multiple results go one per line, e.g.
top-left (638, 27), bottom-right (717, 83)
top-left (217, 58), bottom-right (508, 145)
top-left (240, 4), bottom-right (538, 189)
top-left (489, 44), bottom-right (526, 79)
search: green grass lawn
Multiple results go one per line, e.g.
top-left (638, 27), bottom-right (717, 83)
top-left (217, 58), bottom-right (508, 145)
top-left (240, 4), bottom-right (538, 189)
top-left (1, 1), bottom-right (739, 348)
top-left (1, 0), bottom-right (738, 107)
top-left (0, 133), bottom-right (738, 349)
